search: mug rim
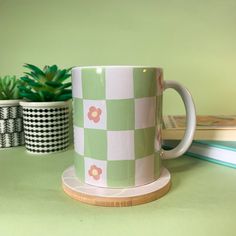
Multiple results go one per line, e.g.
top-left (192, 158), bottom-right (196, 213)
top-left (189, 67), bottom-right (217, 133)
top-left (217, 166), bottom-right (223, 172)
top-left (72, 65), bottom-right (163, 71)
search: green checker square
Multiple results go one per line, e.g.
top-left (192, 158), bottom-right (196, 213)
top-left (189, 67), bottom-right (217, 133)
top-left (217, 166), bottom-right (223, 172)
top-left (154, 151), bottom-right (162, 179)
top-left (107, 99), bottom-right (135, 130)
top-left (84, 128), bottom-right (107, 160)
top-left (135, 127), bottom-right (155, 159)
top-left (133, 68), bottom-right (157, 98)
top-left (74, 153), bottom-right (85, 182)
top-left (73, 98), bottom-right (84, 127)
top-left (81, 68), bottom-right (105, 100)
top-left (107, 160), bottom-right (135, 187)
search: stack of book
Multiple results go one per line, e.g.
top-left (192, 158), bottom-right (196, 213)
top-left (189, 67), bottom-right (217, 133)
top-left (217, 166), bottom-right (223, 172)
top-left (163, 115), bottom-right (236, 168)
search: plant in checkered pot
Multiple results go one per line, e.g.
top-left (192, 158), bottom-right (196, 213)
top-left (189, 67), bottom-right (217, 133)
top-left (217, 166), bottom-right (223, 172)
top-left (19, 64), bottom-right (72, 154)
top-left (0, 75), bottom-right (24, 148)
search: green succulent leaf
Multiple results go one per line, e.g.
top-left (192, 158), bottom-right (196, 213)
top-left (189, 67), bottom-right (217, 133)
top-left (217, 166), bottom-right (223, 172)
top-left (60, 89), bottom-right (72, 94)
top-left (24, 64), bottom-right (45, 77)
top-left (20, 76), bottom-right (43, 88)
top-left (56, 93), bottom-right (72, 101)
top-left (44, 65), bottom-right (58, 80)
top-left (59, 82), bottom-right (71, 89)
top-left (45, 81), bottom-right (62, 88)
top-left (0, 75), bottom-right (21, 100)
top-left (38, 91), bottom-right (54, 101)
top-left (53, 69), bottom-right (71, 82)
top-left (20, 91), bottom-right (41, 101)
top-left (24, 72), bottom-right (40, 80)
top-left (18, 64), bottom-right (72, 101)
top-left (18, 85), bottom-right (30, 92)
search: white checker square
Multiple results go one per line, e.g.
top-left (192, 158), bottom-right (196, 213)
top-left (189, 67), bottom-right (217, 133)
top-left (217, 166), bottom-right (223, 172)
top-left (74, 126), bottom-right (84, 155)
top-left (72, 69), bottom-right (83, 98)
top-left (83, 100), bottom-right (106, 130)
top-left (105, 67), bottom-right (134, 99)
top-left (84, 157), bottom-right (107, 187)
top-left (135, 155), bottom-right (154, 186)
top-left (107, 130), bottom-right (135, 160)
top-left (135, 97), bottom-right (156, 129)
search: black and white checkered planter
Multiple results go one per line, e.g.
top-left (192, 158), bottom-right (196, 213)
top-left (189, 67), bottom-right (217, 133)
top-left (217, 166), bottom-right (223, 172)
top-left (0, 100), bottom-right (24, 148)
top-left (20, 101), bottom-right (70, 154)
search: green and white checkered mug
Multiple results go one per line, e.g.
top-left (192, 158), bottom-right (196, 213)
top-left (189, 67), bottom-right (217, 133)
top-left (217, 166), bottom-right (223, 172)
top-left (72, 66), bottom-right (196, 188)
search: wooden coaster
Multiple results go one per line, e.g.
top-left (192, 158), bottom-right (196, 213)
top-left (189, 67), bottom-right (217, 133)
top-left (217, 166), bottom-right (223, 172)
top-left (62, 166), bottom-right (171, 207)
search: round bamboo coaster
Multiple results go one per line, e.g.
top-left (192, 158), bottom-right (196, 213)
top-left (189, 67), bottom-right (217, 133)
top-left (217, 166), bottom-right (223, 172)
top-left (62, 166), bottom-right (171, 207)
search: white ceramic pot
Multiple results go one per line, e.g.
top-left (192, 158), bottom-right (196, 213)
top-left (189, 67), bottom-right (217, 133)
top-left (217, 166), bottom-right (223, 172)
top-left (20, 101), bottom-right (70, 154)
top-left (0, 100), bottom-right (24, 148)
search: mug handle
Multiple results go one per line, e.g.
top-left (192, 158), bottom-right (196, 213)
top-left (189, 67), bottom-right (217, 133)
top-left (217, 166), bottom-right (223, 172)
top-left (161, 80), bottom-right (196, 159)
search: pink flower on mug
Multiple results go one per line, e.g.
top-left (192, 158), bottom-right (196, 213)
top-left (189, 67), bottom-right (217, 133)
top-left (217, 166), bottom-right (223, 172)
top-left (88, 106), bottom-right (102, 123)
top-left (88, 165), bottom-right (102, 180)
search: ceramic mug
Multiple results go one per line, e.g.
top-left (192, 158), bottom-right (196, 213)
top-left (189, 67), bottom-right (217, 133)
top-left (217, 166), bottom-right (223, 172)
top-left (72, 66), bottom-right (196, 188)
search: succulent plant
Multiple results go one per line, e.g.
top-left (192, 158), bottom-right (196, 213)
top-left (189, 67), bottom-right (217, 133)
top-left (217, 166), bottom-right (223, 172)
top-left (19, 64), bottom-right (72, 102)
top-left (0, 75), bottom-right (21, 100)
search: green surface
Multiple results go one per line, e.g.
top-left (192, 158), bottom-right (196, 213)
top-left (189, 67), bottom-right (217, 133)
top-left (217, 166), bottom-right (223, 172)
top-left (1, 146), bottom-right (236, 236)
top-left (0, 0), bottom-right (236, 114)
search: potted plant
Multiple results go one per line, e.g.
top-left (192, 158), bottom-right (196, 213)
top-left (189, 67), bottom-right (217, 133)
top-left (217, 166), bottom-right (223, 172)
top-left (19, 64), bottom-right (72, 154)
top-left (0, 75), bottom-right (24, 148)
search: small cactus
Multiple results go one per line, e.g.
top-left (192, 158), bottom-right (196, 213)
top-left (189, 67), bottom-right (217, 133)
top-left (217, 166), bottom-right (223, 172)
top-left (19, 64), bottom-right (72, 102)
top-left (0, 75), bottom-right (21, 100)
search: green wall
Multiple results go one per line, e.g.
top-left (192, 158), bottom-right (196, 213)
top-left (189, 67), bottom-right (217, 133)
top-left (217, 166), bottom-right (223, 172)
top-left (0, 0), bottom-right (236, 115)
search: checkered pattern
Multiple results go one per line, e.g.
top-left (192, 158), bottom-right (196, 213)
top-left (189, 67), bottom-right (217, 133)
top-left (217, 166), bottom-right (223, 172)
top-left (72, 67), bottom-right (163, 188)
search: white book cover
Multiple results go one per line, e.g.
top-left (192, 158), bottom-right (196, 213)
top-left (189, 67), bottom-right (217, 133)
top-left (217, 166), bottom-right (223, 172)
top-left (164, 140), bottom-right (236, 168)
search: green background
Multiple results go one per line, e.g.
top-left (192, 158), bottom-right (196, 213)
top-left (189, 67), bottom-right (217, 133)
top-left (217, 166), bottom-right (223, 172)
top-left (1, 0), bottom-right (236, 114)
